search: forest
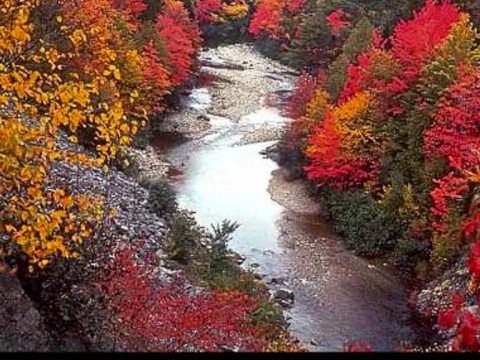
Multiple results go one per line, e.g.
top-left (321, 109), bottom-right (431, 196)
top-left (0, 0), bottom-right (479, 353)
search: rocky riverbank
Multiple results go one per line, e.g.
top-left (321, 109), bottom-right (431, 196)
top-left (413, 253), bottom-right (475, 351)
top-left (266, 168), bottom-right (414, 351)
top-left (158, 44), bottom-right (296, 141)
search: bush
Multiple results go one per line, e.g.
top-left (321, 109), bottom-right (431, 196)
top-left (324, 189), bottom-right (408, 256)
top-left (275, 138), bottom-right (307, 180)
top-left (201, 19), bottom-right (250, 47)
top-left (140, 178), bottom-right (178, 217)
top-left (114, 149), bottom-right (141, 178)
top-left (131, 124), bottom-right (154, 150)
top-left (165, 210), bottom-right (203, 265)
top-left (207, 220), bottom-right (239, 272)
top-left (254, 36), bottom-right (283, 61)
top-left (392, 238), bottom-right (431, 274)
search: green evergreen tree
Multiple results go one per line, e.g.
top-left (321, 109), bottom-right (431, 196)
top-left (282, 3), bottom-right (337, 71)
top-left (326, 17), bottom-right (374, 99)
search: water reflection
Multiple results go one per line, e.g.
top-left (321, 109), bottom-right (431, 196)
top-left (173, 141), bottom-right (283, 256)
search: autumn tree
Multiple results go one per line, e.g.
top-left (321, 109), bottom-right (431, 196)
top-left (297, 0), bottom-right (480, 264)
top-left (156, 0), bottom-right (201, 86)
top-left (0, 0), bottom-right (108, 268)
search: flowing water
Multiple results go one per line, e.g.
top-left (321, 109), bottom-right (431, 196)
top-left (154, 48), bottom-right (414, 351)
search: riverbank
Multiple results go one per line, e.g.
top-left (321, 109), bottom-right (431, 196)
top-left (268, 169), bottom-right (413, 350)
top-left (157, 44), bottom-right (296, 138)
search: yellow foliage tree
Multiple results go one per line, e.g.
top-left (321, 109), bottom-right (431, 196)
top-left (0, 0), bottom-right (145, 268)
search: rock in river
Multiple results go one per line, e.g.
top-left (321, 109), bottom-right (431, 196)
top-left (274, 288), bottom-right (295, 308)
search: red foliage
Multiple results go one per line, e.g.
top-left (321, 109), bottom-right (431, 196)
top-left (429, 173), bottom-right (469, 232)
top-left (391, 0), bottom-right (461, 81)
top-left (156, 0), bottom-right (200, 86)
top-left (424, 70), bottom-right (480, 172)
top-left (438, 308), bottom-right (458, 329)
top-left (343, 340), bottom-right (373, 352)
top-left (98, 249), bottom-right (267, 352)
top-left (326, 9), bottom-right (350, 36)
top-left (287, 71), bottom-right (318, 119)
top-left (339, 51), bottom-right (372, 102)
top-left (248, 0), bottom-right (283, 38)
top-left (469, 242), bottom-right (480, 281)
top-left (109, 0), bottom-right (146, 18)
top-left (424, 70), bottom-right (480, 232)
top-left (438, 294), bottom-right (480, 352)
top-left (196, 0), bottom-right (222, 23)
top-left (248, 0), bottom-right (305, 39)
top-left (141, 41), bottom-right (171, 112)
top-left (304, 112), bottom-right (377, 189)
top-left (284, 0), bottom-right (306, 13)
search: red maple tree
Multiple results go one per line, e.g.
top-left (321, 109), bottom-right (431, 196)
top-left (391, 0), bottom-right (460, 81)
top-left (156, 0), bottom-right (200, 86)
top-left (109, 0), bottom-right (147, 18)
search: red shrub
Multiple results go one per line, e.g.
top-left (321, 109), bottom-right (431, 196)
top-left (196, 0), bottom-right (222, 23)
top-left (438, 294), bottom-right (480, 352)
top-left (343, 340), bottom-right (373, 352)
top-left (287, 71), bottom-right (318, 119)
top-left (248, 0), bottom-right (283, 38)
top-left (326, 9), bottom-right (350, 36)
top-left (98, 249), bottom-right (267, 352)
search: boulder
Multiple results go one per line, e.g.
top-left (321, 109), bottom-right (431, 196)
top-left (274, 288), bottom-right (295, 308)
top-left (0, 264), bottom-right (50, 351)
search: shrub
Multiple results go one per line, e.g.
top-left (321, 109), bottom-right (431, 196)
top-left (165, 210), bottom-right (202, 264)
top-left (392, 238), bottom-right (431, 274)
top-left (324, 189), bottom-right (407, 256)
top-left (207, 220), bottom-right (239, 273)
top-left (99, 249), bottom-right (268, 352)
top-left (141, 178), bottom-right (179, 217)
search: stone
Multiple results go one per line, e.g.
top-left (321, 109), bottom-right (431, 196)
top-left (197, 114), bottom-right (210, 122)
top-left (274, 288), bottom-right (295, 308)
top-left (228, 253), bottom-right (245, 265)
top-left (0, 263), bottom-right (50, 351)
top-left (253, 273), bottom-right (263, 281)
top-left (269, 277), bottom-right (286, 285)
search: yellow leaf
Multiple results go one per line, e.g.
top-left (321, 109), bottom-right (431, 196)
top-left (113, 69), bottom-right (121, 80)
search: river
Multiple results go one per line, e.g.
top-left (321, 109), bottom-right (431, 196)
top-left (154, 44), bottom-right (414, 351)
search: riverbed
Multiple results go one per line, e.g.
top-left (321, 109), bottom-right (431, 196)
top-left (154, 44), bottom-right (414, 351)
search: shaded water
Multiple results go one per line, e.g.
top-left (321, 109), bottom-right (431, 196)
top-left (155, 65), bottom-right (414, 351)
